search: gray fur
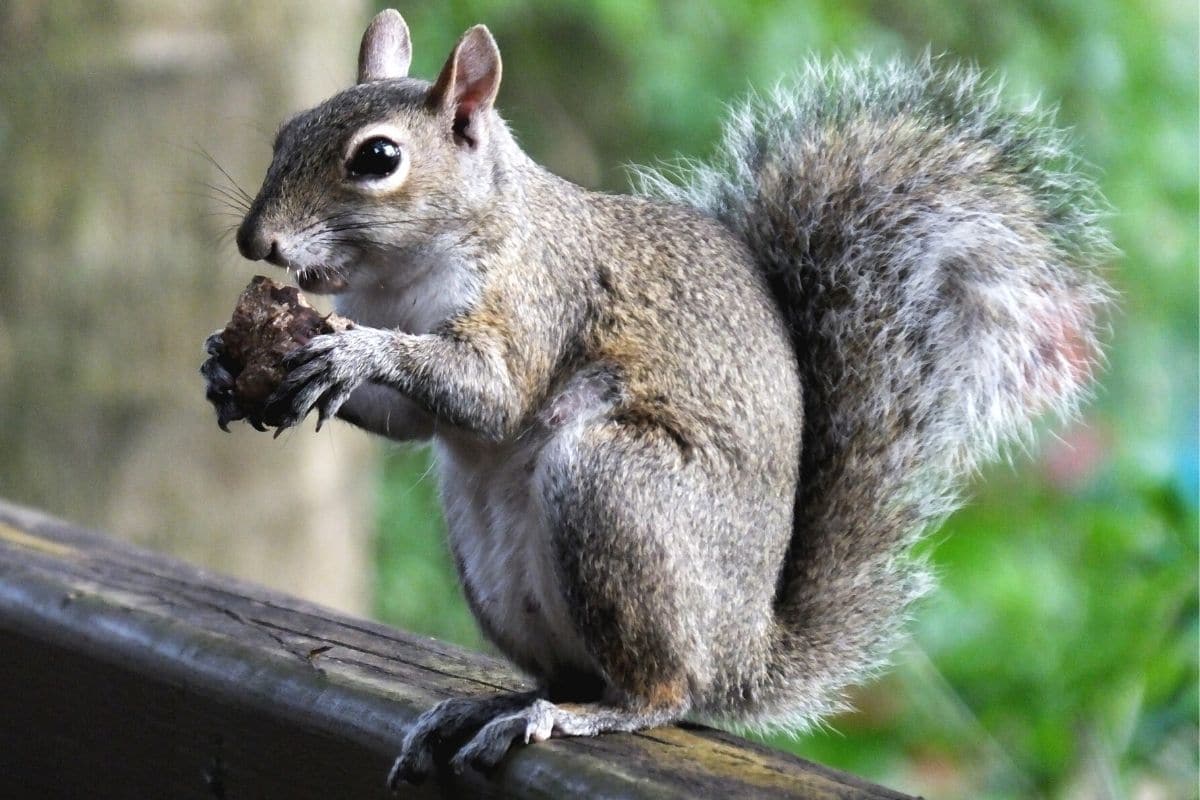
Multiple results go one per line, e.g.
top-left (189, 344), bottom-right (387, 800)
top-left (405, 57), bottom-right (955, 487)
top-left (358, 9), bottom-right (412, 83)
top-left (202, 16), bottom-right (1112, 784)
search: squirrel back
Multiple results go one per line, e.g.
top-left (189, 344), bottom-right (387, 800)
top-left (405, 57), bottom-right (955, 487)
top-left (640, 56), bottom-right (1113, 725)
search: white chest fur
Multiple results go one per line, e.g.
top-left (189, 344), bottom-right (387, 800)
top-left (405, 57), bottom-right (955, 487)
top-left (333, 243), bottom-right (477, 334)
top-left (335, 244), bottom-right (597, 680)
top-left (434, 433), bottom-right (595, 680)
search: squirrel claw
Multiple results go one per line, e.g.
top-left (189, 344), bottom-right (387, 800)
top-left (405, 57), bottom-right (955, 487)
top-left (388, 692), bottom-right (544, 789)
top-left (203, 334), bottom-right (254, 432)
top-left (315, 387), bottom-right (352, 431)
top-left (386, 749), bottom-right (432, 790)
top-left (267, 330), bottom-right (380, 432)
top-left (203, 329), bottom-right (225, 357)
top-left (450, 699), bottom-right (557, 776)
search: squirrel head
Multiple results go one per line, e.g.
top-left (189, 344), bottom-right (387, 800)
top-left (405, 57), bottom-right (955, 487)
top-left (235, 10), bottom-right (508, 294)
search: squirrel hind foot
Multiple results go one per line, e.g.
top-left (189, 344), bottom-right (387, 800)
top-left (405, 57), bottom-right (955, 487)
top-left (388, 689), bottom-right (687, 786)
top-left (389, 690), bottom-right (541, 787)
top-left (439, 698), bottom-right (683, 779)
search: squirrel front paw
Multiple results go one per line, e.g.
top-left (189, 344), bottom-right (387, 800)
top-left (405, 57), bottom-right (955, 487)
top-left (268, 328), bottom-right (391, 432)
top-left (200, 330), bottom-right (258, 432)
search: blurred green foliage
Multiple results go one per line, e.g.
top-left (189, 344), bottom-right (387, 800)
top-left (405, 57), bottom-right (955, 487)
top-left (372, 1), bottom-right (1198, 797)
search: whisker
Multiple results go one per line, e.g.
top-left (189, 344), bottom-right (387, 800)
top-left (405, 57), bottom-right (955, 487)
top-left (174, 187), bottom-right (248, 212)
top-left (199, 183), bottom-right (252, 214)
top-left (192, 144), bottom-right (255, 204)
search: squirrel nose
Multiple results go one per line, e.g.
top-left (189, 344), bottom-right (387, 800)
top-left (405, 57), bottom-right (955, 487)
top-left (236, 222), bottom-right (283, 264)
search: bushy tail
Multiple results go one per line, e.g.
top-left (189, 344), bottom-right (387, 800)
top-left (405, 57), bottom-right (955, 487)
top-left (639, 56), bottom-right (1113, 727)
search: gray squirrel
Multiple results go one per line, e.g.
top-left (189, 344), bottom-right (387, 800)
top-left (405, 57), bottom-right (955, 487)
top-left (200, 9), bottom-right (1112, 787)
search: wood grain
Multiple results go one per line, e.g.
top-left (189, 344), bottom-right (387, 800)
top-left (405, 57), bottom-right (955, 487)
top-left (0, 499), bottom-right (917, 799)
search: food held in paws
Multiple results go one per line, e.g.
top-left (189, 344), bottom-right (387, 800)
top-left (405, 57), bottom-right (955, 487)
top-left (220, 275), bottom-right (353, 423)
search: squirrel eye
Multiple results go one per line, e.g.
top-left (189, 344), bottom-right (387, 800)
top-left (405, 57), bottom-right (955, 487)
top-left (346, 137), bottom-right (402, 178)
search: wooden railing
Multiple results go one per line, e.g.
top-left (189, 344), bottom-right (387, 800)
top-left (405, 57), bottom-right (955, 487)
top-left (0, 499), bottom-right (915, 799)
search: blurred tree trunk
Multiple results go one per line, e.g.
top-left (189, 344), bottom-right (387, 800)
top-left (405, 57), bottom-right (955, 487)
top-left (0, 0), bottom-right (376, 614)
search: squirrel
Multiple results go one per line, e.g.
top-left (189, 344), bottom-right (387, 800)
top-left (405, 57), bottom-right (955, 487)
top-left (201, 8), bottom-right (1112, 787)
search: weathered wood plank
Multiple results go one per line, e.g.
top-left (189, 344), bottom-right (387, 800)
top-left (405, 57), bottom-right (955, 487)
top-left (0, 499), bottom-right (917, 799)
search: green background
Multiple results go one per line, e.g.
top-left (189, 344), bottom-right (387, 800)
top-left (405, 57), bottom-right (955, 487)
top-left (365, 2), bottom-right (1198, 798)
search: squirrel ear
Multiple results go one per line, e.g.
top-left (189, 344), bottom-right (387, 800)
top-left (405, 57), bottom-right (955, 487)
top-left (358, 9), bottom-right (412, 83)
top-left (427, 25), bottom-right (502, 147)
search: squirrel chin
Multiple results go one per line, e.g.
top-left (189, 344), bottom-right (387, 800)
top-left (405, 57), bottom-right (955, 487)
top-left (296, 271), bottom-right (349, 295)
